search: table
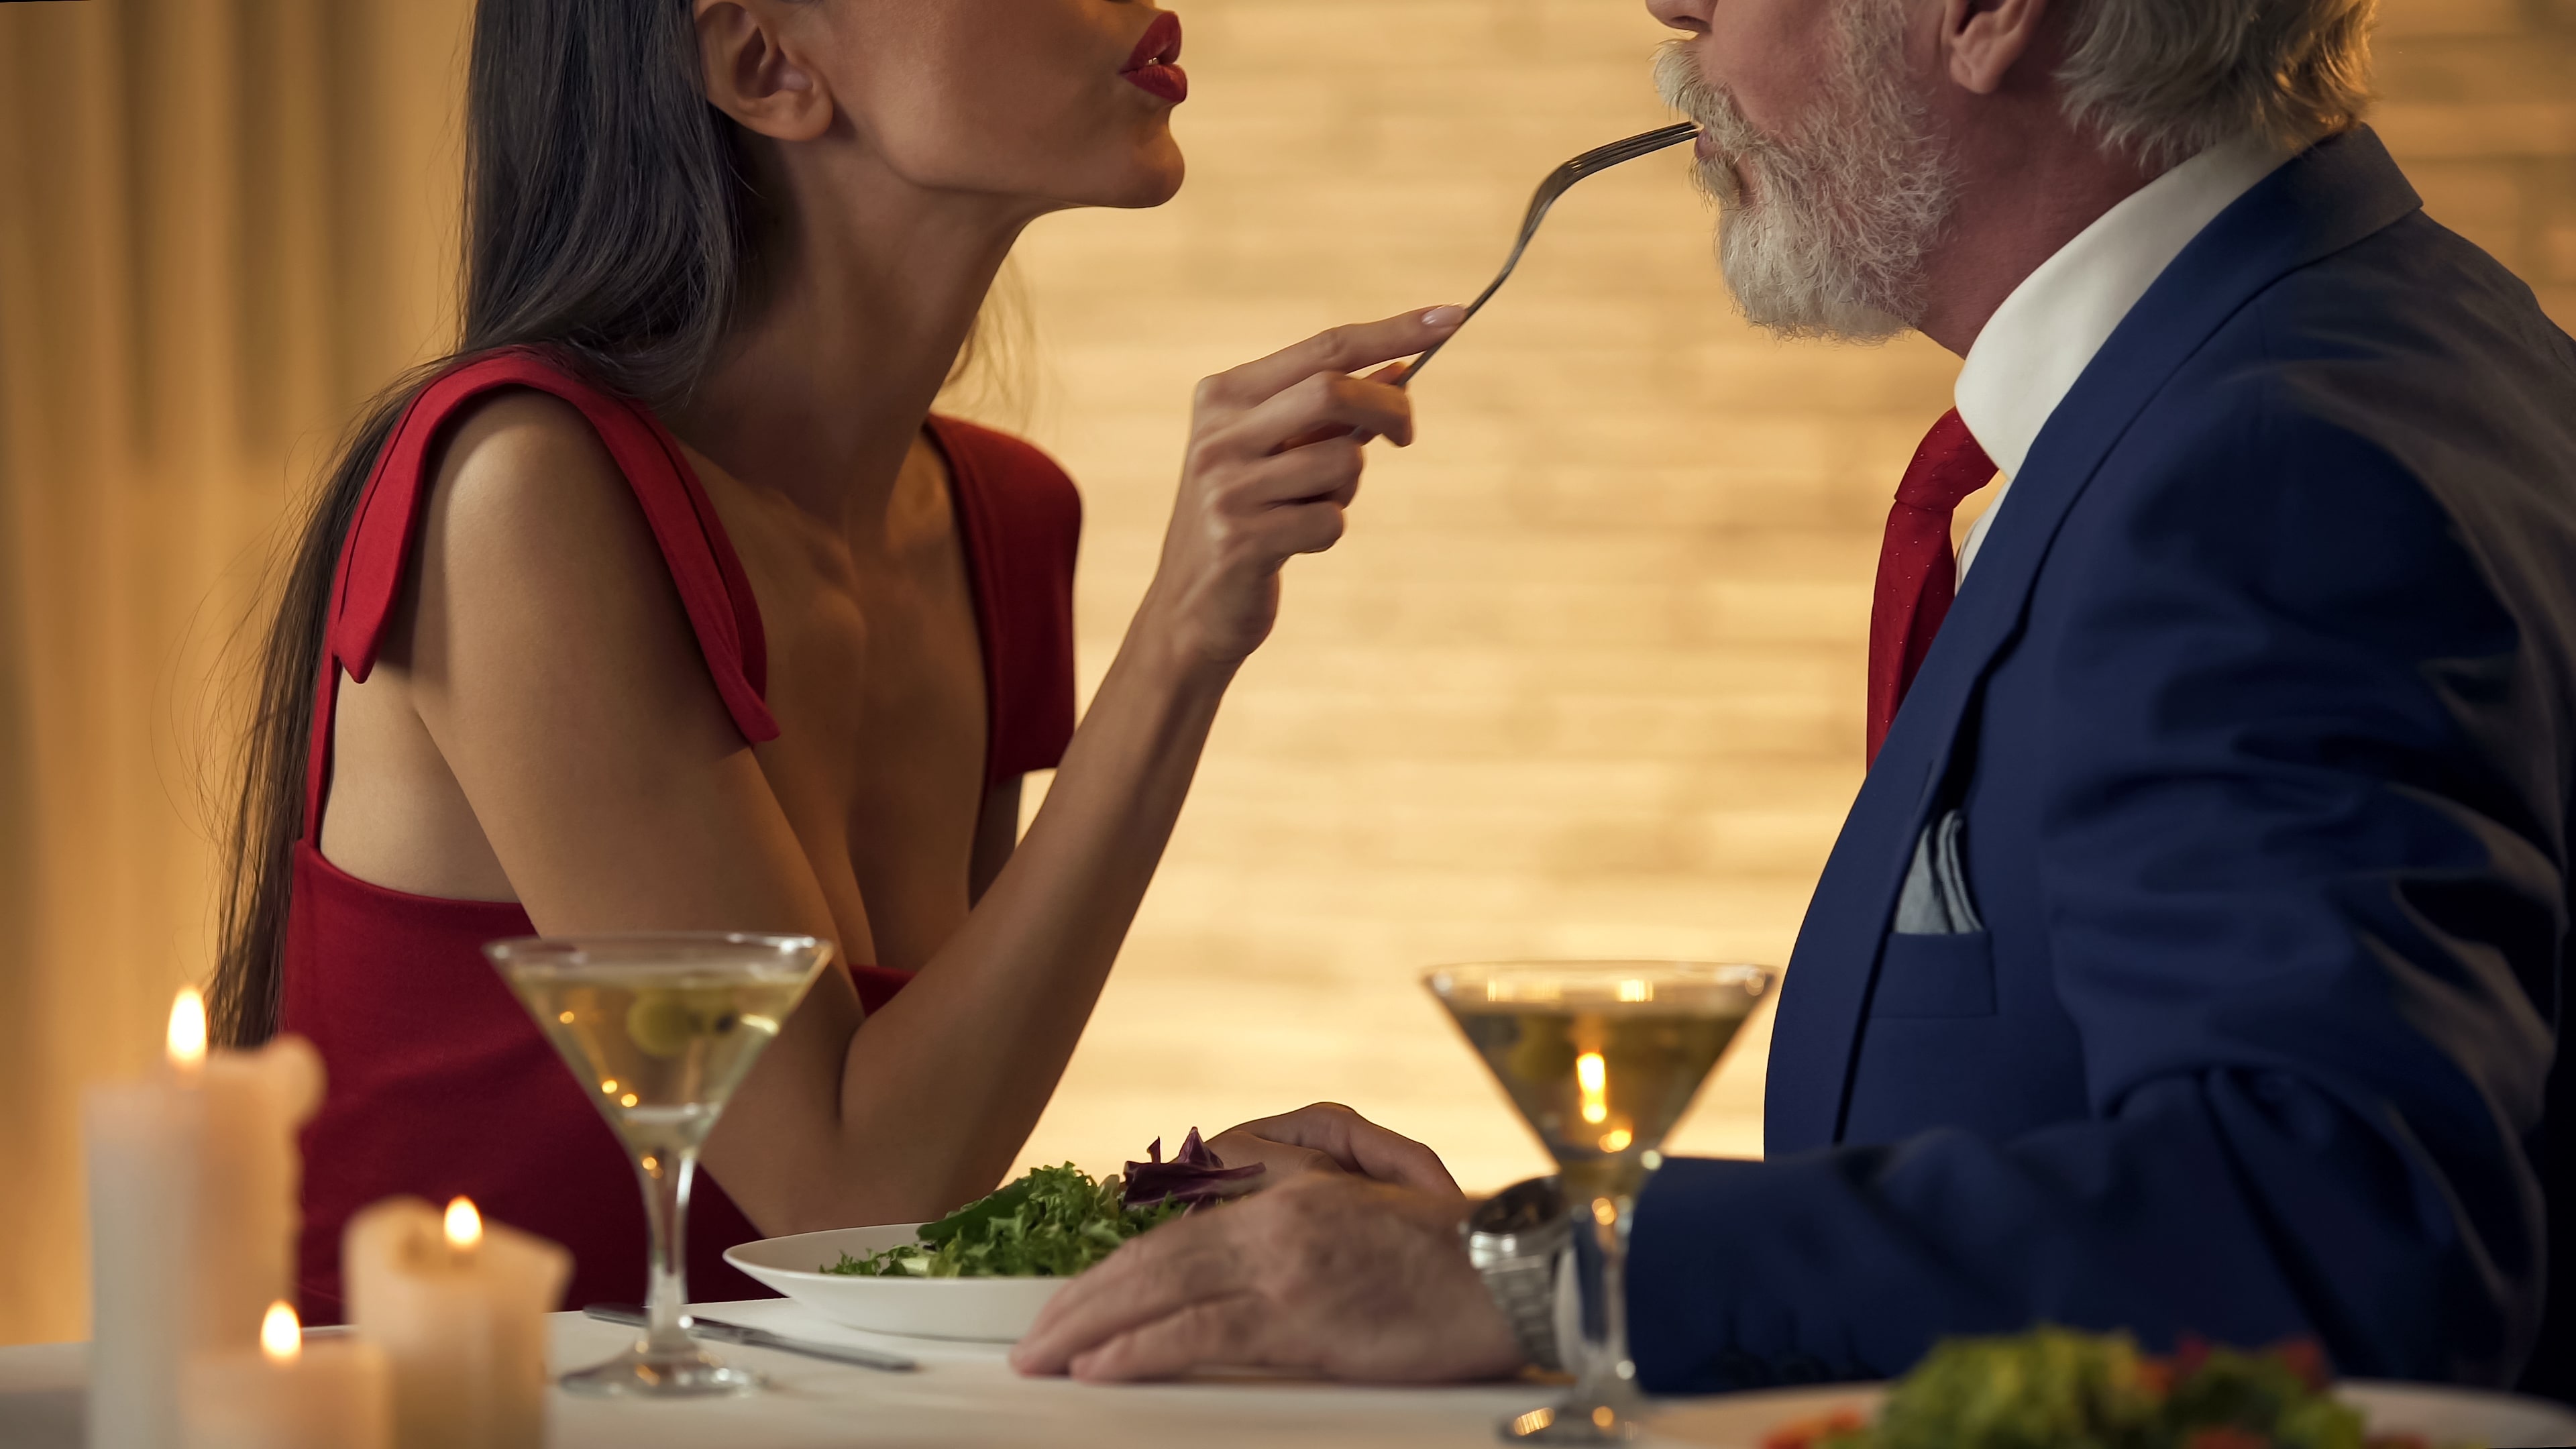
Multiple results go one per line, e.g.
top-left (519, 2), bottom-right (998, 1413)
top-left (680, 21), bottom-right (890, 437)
top-left (8, 1297), bottom-right (2575, 1448)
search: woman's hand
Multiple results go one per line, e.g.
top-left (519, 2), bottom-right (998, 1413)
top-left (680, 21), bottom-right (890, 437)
top-left (1137, 307), bottom-right (1464, 676)
top-left (1206, 1102), bottom-right (1464, 1202)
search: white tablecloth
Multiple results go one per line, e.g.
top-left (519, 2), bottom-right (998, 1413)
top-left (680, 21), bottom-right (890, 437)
top-left (7, 1296), bottom-right (2574, 1448)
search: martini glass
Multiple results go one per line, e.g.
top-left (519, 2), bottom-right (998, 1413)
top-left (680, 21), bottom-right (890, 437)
top-left (488, 933), bottom-right (831, 1399)
top-left (1426, 961), bottom-right (1780, 1444)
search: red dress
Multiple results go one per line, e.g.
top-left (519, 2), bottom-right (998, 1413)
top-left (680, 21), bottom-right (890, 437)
top-left (281, 348), bottom-right (1079, 1320)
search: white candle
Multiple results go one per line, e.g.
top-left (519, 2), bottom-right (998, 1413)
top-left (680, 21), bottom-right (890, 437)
top-left (182, 1301), bottom-right (390, 1449)
top-left (84, 989), bottom-right (325, 1449)
top-left (345, 1195), bottom-right (571, 1449)
top-left (83, 1042), bottom-right (197, 1449)
top-left (185, 1010), bottom-right (323, 1349)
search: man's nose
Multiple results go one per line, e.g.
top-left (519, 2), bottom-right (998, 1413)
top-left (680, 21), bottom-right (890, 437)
top-left (1644, 0), bottom-right (1715, 33)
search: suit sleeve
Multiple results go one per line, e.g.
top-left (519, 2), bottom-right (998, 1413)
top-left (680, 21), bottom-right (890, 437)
top-left (1625, 400), bottom-right (2559, 1392)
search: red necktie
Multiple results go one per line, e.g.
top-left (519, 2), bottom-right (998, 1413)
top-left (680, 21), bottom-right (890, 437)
top-left (1867, 409), bottom-right (1996, 765)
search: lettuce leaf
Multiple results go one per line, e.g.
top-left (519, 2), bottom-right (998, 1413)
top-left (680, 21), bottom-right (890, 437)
top-left (820, 1128), bottom-right (1258, 1280)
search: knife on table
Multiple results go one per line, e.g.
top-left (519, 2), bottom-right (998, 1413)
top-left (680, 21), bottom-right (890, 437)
top-left (582, 1303), bottom-right (918, 1373)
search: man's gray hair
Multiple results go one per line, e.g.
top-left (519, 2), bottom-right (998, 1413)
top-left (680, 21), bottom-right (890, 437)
top-left (2056, 0), bottom-right (2378, 170)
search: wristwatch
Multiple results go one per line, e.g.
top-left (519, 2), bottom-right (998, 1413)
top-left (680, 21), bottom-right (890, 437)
top-left (1462, 1175), bottom-right (1570, 1372)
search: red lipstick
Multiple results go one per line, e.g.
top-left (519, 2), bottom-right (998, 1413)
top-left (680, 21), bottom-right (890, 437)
top-left (1121, 11), bottom-right (1187, 105)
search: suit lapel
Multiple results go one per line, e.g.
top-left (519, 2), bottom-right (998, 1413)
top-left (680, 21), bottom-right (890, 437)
top-left (1763, 128), bottom-right (2426, 1155)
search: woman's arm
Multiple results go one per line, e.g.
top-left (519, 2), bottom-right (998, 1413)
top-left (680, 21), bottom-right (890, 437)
top-left (967, 777), bottom-right (1022, 906)
top-left (406, 309), bottom-right (1462, 1231)
top-left (746, 311), bottom-right (1462, 1224)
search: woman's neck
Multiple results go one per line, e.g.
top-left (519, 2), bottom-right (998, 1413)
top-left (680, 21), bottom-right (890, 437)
top-left (667, 157), bottom-right (1036, 540)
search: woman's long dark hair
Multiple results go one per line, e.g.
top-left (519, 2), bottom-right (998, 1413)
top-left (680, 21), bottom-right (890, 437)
top-left (209, 0), bottom-right (763, 1046)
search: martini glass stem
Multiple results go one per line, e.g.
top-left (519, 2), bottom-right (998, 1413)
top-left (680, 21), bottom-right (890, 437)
top-left (639, 1146), bottom-right (697, 1361)
top-left (1576, 1196), bottom-right (1638, 1413)
top-left (1576, 1193), bottom-right (1641, 1419)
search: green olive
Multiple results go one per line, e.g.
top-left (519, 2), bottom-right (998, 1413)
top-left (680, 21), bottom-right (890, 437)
top-left (625, 991), bottom-right (697, 1058)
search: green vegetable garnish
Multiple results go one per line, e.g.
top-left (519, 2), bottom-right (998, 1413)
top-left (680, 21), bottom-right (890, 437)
top-left (1774, 1327), bottom-right (2416, 1449)
top-left (820, 1163), bottom-right (1189, 1279)
top-left (1851, 1327), bottom-right (2163, 1449)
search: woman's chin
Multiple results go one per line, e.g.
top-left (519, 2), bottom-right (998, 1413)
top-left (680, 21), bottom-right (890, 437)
top-left (1105, 142), bottom-right (1186, 210)
top-left (1134, 158), bottom-right (1187, 209)
top-left (1014, 136), bottom-right (1183, 212)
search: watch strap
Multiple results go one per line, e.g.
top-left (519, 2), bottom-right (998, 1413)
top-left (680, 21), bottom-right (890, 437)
top-left (1463, 1177), bottom-right (1570, 1373)
top-left (1474, 1248), bottom-right (1564, 1372)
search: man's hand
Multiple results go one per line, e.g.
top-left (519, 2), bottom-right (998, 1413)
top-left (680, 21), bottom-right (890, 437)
top-left (1008, 1173), bottom-right (1525, 1383)
top-left (1204, 1102), bottom-right (1465, 1201)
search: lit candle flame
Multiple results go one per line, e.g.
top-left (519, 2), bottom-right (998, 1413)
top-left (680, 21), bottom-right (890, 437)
top-left (166, 988), bottom-right (208, 1075)
top-left (1576, 1051), bottom-right (1609, 1125)
top-left (445, 1196), bottom-right (483, 1253)
top-left (260, 1300), bottom-right (301, 1364)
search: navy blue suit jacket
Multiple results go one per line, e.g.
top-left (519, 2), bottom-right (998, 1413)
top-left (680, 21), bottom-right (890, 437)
top-left (1627, 129), bottom-right (2576, 1399)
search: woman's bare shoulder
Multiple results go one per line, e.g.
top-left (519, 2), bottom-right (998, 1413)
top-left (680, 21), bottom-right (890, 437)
top-left (402, 383), bottom-right (708, 705)
top-left (425, 386), bottom-right (638, 547)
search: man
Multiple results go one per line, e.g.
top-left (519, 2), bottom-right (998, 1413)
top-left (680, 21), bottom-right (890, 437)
top-left (1014, 0), bottom-right (2576, 1397)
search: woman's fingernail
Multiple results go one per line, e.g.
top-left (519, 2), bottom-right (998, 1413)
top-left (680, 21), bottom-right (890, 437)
top-left (1421, 305), bottom-right (1466, 328)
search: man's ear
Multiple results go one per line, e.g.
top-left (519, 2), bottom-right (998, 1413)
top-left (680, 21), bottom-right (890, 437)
top-left (1940, 0), bottom-right (2052, 96)
top-left (696, 0), bottom-right (831, 142)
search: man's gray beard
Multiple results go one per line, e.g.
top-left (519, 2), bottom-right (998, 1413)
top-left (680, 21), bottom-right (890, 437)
top-left (1653, 6), bottom-right (1955, 343)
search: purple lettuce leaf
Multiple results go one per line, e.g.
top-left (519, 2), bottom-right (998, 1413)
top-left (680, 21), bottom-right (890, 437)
top-left (1124, 1127), bottom-right (1263, 1209)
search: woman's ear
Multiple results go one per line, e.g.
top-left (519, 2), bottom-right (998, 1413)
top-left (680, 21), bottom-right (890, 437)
top-left (696, 0), bottom-right (831, 142)
top-left (1941, 0), bottom-right (2052, 96)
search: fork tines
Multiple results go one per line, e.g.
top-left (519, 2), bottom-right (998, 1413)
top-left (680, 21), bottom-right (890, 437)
top-left (1565, 121), bottom-right (1703, 180)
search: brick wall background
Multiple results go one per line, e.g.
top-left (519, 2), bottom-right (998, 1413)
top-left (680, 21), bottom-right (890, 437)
top-left (991, 0), bottom-right (2576, 1191)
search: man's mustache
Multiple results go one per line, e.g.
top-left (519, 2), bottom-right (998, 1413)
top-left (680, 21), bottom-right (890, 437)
top-left (1653, 41), bottom-right (1770, 207)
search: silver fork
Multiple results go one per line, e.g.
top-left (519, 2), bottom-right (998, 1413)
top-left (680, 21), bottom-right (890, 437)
top-left (1399, 121), bottom-right (1701, 388)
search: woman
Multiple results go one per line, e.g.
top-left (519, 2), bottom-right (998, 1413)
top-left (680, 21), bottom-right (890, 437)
top-left (210, 0), bottom-right (1465, 1318)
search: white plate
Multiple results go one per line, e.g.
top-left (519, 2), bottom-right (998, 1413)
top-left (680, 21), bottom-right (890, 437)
top-left (1643, 1379), bottom-right (2576, 1448)
top-left (723, 1224), bottom-right (1067, 1343)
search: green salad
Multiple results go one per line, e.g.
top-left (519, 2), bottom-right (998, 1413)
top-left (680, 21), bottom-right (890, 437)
top-left (822, 1129), bottom-right (1259, 1279)
top-left (820, 1163), bottom-right (1190, 1280)
top-left (1766, 1327), bottom-right (2430, 1449)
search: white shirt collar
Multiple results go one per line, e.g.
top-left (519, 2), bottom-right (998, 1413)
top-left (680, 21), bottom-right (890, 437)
top-left (1953, 132), bottom-right (2296, 576)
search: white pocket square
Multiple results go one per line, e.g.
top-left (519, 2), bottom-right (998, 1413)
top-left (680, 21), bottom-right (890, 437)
top-left (1894, 810), bottom-right (1984, 936)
